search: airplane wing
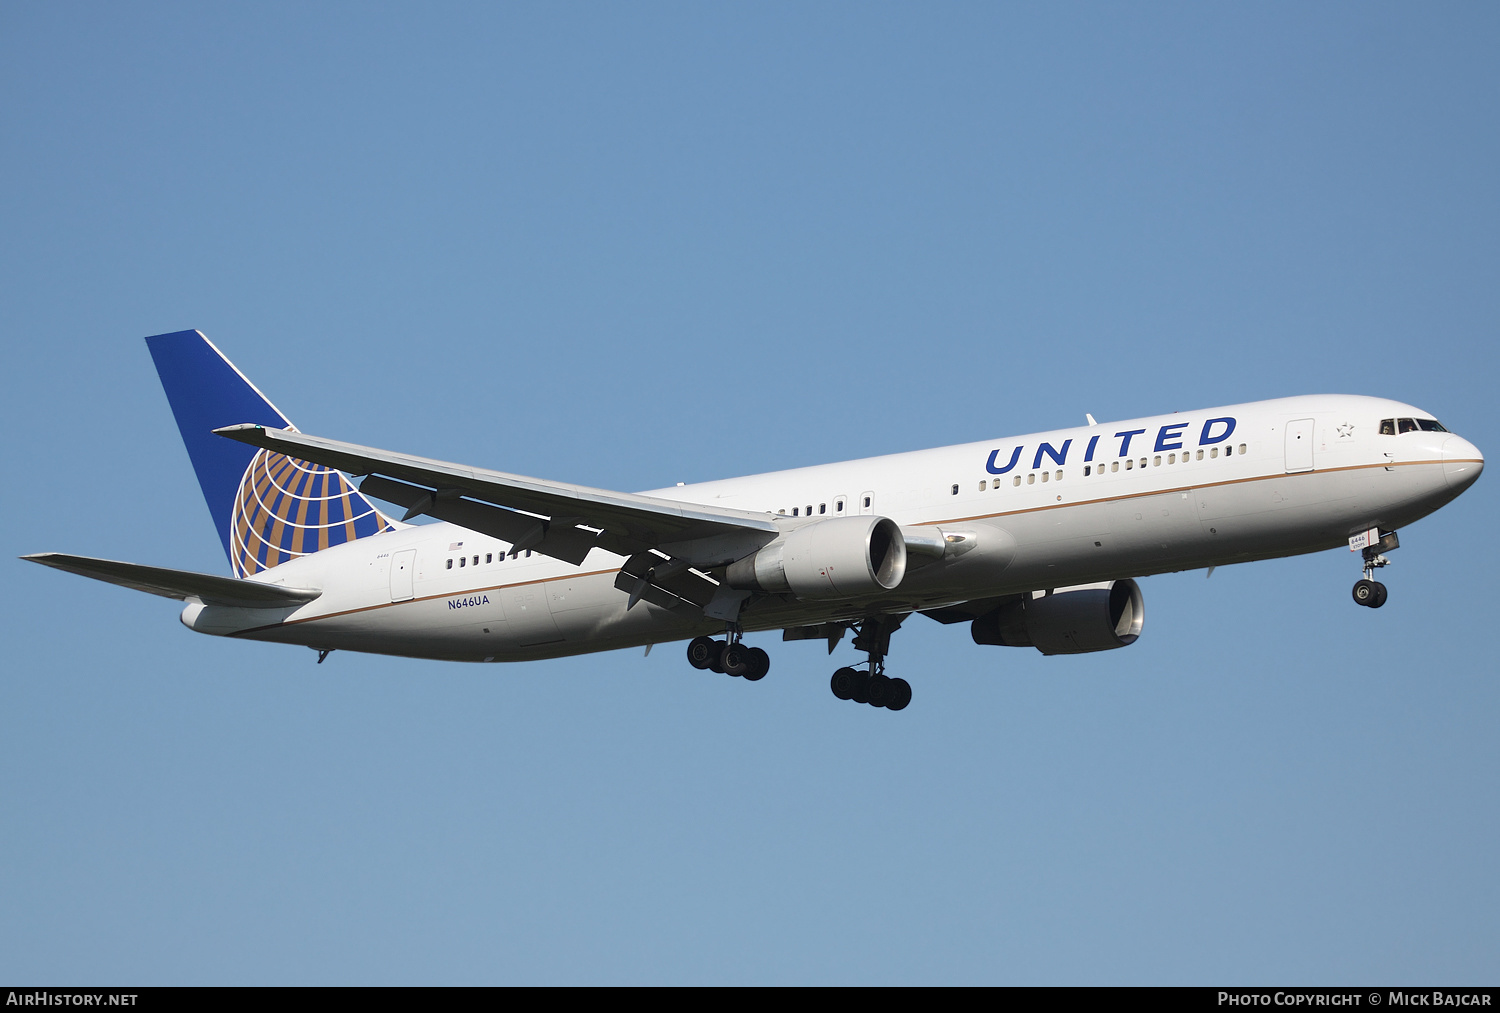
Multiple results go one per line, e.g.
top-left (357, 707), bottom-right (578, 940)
top-left (213, 425), bottom-right (782, 569)
top-left (22, 553), bottom-right (322, 609)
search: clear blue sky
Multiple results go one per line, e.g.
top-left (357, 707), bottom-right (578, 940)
top-left (2, 2), bottom-right (1496, 984)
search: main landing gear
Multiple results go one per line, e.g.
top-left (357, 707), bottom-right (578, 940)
top-left (686, 629), bottom-right (770, 681)
top-left (1352, 530), bottom-right (1399, 609)
top-left (829, 616), bottom-right (912, 712)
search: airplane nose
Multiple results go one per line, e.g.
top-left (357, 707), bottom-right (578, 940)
top-left (1442, 436), bottom-right (1484, 492)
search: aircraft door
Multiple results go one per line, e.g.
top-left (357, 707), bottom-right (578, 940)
top-left (1285, 419), bottom-right (1315, 473)
top-left (389, 548), bottom-right (416, 601)
top-left (508, 585), bottom-right (563, 646)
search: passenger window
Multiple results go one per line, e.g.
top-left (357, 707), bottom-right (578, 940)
top-left (1140, 458), bottom-right (1147, 469)
top-left (1055, 470), bottom-right (1063, 481)
top-left (1013, 475), bottom-right (1022, 487)
top-left (1399, 418), bottom-right (1418, 434)
top-left (1380, 419), bottom-right (1396, 436)
top-left (806, 505), bottom-right (812, 516)
top-left (863, 496), bottom-right (871, 508)
top-left (1153, 455), bottom-right (1161, 466)
top-left (473, 556), bottom-right (479, 566)
top-left (819, 503), bottom-right (827, 514)
top-left (1125, 459), bottom-right (1133, 470)
top-left (778, 509), bottom-right (786, 515)
top-left (486, 553), bottom-right (492, 564)
top-left (1224, 445), bottom-right (1233, 457)
top-left (792, 507), bottom-right (799, 516)
top-left (1084, 466), bottom-right (1091, 476)
top-left (1027, 474), bottom-right (1035, 485)
top-left (1167, 453), bottom-right (1175, 464)
top-left (835, 497), bottom-right (846, 512)
top-left (1210, 447), bottom-right (1218, 458)
top-left (951, 484), bottom-right (959, 495)
top-left (1111, 461), bottom-right (1119, 473)
top-left (525, 550), bottom-right (532, 557)
top-left (1196, 450), bottom-right (1204, 461)
top-left (1238, 444), bottom-right (1247, 454)
top-left (446, 558), bottom-right (453, 570)
top-left (979, 481), bottom-right (987, 491)
top-left (1041, 472), bottom-right (1049, 483)
top-left (459, 557), bottom-right (465, 567)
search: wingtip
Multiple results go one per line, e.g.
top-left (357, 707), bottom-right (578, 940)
top-left (213, 423), bottom-right (280, 446)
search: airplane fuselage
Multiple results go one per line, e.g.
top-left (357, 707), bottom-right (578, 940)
top-left (183, 394), bottom-right (1483, 662)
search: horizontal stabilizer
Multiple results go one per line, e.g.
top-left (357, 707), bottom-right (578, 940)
top-left (22, 553), bottom-right (322, 609)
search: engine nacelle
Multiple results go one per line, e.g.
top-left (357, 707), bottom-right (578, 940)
top-left (971, 579), bottom-right (1144, 655)
top-left (725, 515), bottom-right (907, 599)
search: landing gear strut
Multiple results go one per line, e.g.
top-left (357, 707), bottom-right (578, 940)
top-left (830, 616), bottom-right (912, 711)
top-left (686, 626), bottom-right (770, 682)
top-left (1352, 530), bottom-right (1398, 609)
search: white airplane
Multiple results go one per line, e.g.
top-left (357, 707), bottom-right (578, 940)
top-left (25, 330), bottom-right (1484, 711)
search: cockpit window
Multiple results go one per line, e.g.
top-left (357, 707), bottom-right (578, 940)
top-left (1381, 417), bottom-right (1448, 435)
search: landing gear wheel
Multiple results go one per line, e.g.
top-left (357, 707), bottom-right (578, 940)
top-left (867, 673), bottom-right (892, 708)
top-left (1370, 581), bottom-right (1388, 608)
top-left (720, 642), bottom-right (751, 677)
top-left (742, 647), bottom-right (770, 681)
top-left (706, 640), bottom-right (728, 673)
top-left (1353, 579), bottom-right (1378, 607)
top-left (885, 678), bottom-right (912, 711)
top-left (831, 667), bottom-right (857, 700)
top-left (849, 669), bottom-right (873, 704)
top-left (687, 636), bottom-right (718, 670)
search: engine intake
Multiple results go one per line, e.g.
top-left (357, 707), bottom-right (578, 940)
top-left (726, 516), bottom-right (907, 599)
top-left (971, 579), bottom-right (1144, 655)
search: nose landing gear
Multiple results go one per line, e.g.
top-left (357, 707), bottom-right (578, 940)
top-left (1351, 529), bottom-right (1399, 609)
top-left (1352, 578), bottom-right (1387, 608)
top-left (829, 616), bottom-right (912, 711)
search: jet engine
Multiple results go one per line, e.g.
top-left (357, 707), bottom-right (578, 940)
top-left (725, 516), bottom-right (907, 599)
top-left (971, 579), bottom-right (1143, 655)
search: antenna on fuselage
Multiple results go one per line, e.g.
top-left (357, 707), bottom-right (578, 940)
top-left (1086, 413), bottom-right (1097, 426)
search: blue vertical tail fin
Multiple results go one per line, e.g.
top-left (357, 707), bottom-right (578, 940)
top-left (145, 330), bottom-right (394, 577)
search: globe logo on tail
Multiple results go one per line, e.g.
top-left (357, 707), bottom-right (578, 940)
top-left (230, 449), bottom-right (394, 578)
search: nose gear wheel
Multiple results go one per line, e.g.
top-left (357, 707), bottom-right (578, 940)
top-left (1352, 531), bottom-right (1396, 609)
